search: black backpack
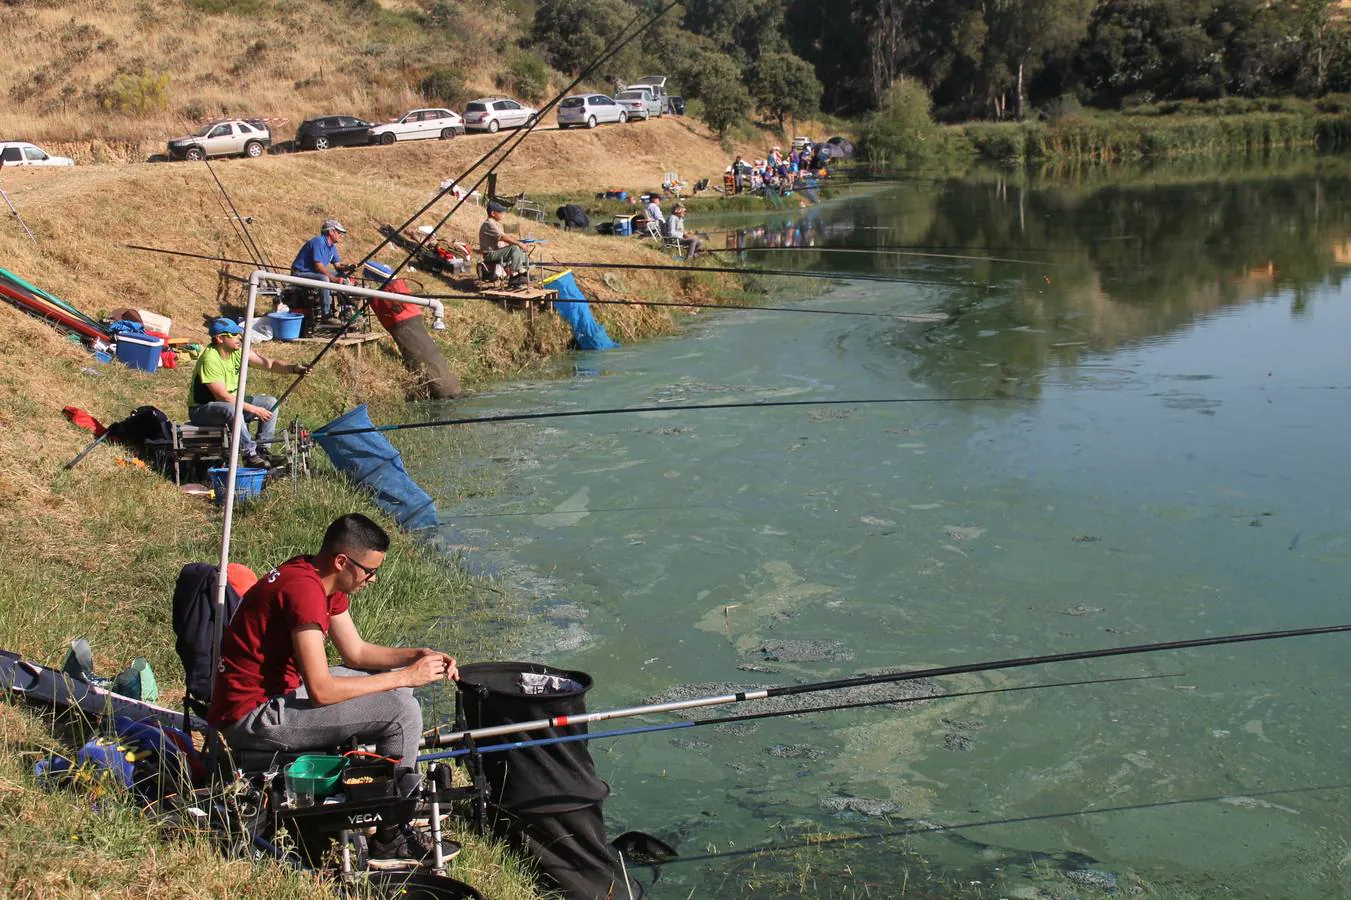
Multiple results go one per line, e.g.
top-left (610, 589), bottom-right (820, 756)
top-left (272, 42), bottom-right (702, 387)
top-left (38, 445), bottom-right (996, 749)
top-left (172, 563), bottom-right (243, 717)
top-left (556, 204), bottom-right (590, 230)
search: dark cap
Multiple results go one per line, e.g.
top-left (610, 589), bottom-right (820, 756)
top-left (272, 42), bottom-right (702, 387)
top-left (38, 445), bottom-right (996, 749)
top-left (487, 200), bottom-right (507, 214)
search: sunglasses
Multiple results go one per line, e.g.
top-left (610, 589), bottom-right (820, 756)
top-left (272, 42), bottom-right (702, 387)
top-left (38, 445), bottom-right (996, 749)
top-left (344, 555), bottom-right (381, 581)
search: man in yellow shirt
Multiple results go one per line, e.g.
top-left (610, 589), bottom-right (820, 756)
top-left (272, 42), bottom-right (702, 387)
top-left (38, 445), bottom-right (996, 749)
top-left (188, 318), bottom-right (309, 468)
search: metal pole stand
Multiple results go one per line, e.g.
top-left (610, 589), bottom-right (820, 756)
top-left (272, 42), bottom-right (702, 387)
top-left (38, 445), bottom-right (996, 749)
top-left (0, 181), bottom-right (36, 242)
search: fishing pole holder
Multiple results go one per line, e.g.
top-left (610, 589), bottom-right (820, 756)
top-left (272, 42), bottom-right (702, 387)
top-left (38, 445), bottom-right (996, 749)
top-left (442, 694), bottom-right (492, 836)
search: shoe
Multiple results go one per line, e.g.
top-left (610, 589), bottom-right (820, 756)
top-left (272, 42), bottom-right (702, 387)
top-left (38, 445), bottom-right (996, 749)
top-left (507, 274), bottom-right (529, 290)
top-left (243, 453), bottom-right (272, 470)
top-left (367, 824), bottom-right (461, 870)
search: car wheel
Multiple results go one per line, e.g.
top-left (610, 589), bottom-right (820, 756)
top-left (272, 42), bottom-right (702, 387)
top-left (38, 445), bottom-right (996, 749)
top-left (587, 115), bottom-right (597, 129)
top-left (380, 132), bottom-right (396, 146)
top-left (314, 136), bottom-right (331, 150)
top-left (526, 114), bottom-right (538, 127)
top-left (487, 119), bottom-right (500, 134)
top-left (244, 141), bottom-right (264, 158)
top-left (185, 146), bottom-right (205, 161)
top-left (440, 128), bottom-right (456, 140)
top-left (618, 112), bottom-right (627, 124)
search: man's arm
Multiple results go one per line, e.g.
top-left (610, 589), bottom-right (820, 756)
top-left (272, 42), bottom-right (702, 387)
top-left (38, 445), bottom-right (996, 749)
top-left (246, 349), bottom-right (309, 375)
top-left (328, 610), bottom-right (459, 678)
top-left (292, 621), bottom-right (449, 706)
top-left (202, 379), bottom-right (274, 420)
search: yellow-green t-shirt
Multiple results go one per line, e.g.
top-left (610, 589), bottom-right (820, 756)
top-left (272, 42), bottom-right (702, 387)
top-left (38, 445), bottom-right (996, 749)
top-left (189, 346), bottom-right (243, 407)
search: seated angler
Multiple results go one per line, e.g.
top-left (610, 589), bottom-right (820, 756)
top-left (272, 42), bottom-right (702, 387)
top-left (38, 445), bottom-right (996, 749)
top-left (209, 513), bottom-right (460, 867)
top-left (479, 201), bottom-right (532, 289)
top-left (291, 218), bottom-right (352, 323)
top-left (188, 317), bottom-right (309, 469)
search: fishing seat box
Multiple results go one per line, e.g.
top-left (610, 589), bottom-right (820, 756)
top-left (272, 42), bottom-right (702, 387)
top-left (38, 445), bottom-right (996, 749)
top-left (145, 423), bottom-right (230, 485)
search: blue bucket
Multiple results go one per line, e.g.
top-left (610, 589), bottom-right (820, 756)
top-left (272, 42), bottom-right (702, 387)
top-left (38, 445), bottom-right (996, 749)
top-left (115, 334), bottom-right (164, 373)
top-left (208, 467), bottom-right (267, 505)
top-left (267, 312), bottom-right (304, 341)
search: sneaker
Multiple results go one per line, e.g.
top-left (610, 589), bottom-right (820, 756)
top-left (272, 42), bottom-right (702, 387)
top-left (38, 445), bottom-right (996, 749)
top-left (243, 453), bottom-right (272, 470)
top-left (367, 824), bottom-right (461, 870)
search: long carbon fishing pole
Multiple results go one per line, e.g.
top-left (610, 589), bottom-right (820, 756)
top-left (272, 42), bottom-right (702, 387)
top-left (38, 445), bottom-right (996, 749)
top-left (703, 246), bottom-right (1056, 267)
top-left (417, 292), bottom-right (950, 322)
top-left (120, 244), bottom-right (257, 267)
top-left (426, 621), bottom-right (1351, 746)
top-left (203, 157), bottom-right (274, 272)
top-left (316, 396), bottom-right (997, 438)
top-left (270, 0), bottom-right (680, 410)
top-left (416, 672), bottom-right (1177, 761)
top-left (537, 260), bottom-right (987, 286)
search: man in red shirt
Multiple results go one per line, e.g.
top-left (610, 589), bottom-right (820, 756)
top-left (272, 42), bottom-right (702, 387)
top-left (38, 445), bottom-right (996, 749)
top-left (210, 513), bottom-right (457, 865)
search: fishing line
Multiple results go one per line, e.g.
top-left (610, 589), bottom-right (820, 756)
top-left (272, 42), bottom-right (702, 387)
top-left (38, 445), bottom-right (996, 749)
top-left (426, 620), bottom-right (1351, 746)
top-left (416, 292), bottom-right (951, 322)
top-left (315, 396), bottom-right (999, 439)
top-left (536, 260), bottom-right (988, 286)
top-left (417, 672), bottom-right (1178, 761)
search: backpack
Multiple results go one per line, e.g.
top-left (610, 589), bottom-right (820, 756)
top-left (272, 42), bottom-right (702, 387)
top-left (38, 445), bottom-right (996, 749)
top-left (557, 204), bottom-right (590, 230)
top-left (172, 563), bottom-right (243, 716)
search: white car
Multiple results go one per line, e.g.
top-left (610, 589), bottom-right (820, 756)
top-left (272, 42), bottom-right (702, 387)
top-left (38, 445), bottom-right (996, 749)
top-left (557, 94), bottom-right (627, 129)
top-left (0, 141), bottom-right (74, 167)
top-left (368, 108), bottom-right (465, 145)
top-left (615, 88), bottom-right (662, 121)
top-left (463, 97), bottom-right (539, 133)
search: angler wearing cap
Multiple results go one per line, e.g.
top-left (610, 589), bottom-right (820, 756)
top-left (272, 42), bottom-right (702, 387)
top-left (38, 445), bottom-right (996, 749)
top-left (187, 317), bottom-right (310, 469)
top-left (290, 218), bottom-right (352, 323)
top-left (478, 201), bottom-right (532, 289)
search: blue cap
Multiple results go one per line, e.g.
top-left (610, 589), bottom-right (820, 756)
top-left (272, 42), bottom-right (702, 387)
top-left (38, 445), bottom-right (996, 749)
top-left (209, 317), bottom-right (244, 336)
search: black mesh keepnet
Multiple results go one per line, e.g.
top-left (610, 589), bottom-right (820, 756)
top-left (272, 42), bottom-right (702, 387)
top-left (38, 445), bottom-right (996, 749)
top-left (457, 662), bottom-right (643, 900)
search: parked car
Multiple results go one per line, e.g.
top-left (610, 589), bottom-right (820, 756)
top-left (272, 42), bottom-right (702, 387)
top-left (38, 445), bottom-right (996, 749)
top-left (630, 75), bottom-right (668, 108)
top-left (557, 94), bottom-right (627, 129)
top-left (462, 97), bottom-right (538, 133)
top-left (0, 141), bottom-right (74, 167)
top-left (665, 95), bottom-right (686, 116)
top-left (615, 88), bottom-right (661, 121)
top-left (295, 115), bottom-right (374, 151)
top-left (368, 108), bottom-right (464, 145)
top-left (165, 119), bottom-right (271, 161)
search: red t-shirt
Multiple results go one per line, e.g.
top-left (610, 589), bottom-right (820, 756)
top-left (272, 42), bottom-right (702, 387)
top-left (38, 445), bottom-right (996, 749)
top-left (208, 556), bottom-right (350, 728)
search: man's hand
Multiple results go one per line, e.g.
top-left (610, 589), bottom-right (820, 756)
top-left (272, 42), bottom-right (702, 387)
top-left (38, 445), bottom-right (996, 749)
top-left (403, 653), bottom-right (451, 687)
top-left (417, 647), bottom-right (459, 681)
top-left (245, 404), bottom-right (274, 422)
top-left (293, 362), bottom-right (312, 375)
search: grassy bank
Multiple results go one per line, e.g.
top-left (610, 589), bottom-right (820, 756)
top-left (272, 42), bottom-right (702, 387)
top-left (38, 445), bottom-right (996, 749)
top-left (0, 117), bottom-right (761, 896)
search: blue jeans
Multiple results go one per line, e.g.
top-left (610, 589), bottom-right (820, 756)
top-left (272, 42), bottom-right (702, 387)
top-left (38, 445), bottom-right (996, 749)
top-left (292, 270), bottom-right (332, 316)
top-left (189, 394), bottom-right (278, 456)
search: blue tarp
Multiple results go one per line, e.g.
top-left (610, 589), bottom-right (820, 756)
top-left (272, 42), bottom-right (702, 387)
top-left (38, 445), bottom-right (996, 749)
top-left (313, 404), bottom-right (439, 531)
top-left (542, 271), bottom-right (619, 351)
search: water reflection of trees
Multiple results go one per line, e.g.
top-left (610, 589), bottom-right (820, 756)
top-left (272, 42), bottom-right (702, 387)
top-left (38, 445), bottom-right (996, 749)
top-left (729, 171), bottom-right (1351, 396)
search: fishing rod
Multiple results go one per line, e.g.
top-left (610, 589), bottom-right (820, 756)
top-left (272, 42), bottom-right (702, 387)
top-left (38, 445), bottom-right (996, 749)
top-left (702, 246), bottom-right (1056, 268)
top-left (316, 396), bottom-right (998, 439)
top-left (120, 244), bottom-right (258, 267)
top-left (537, 261), bottom-right (988, 287)
top-left (425, 621), bottom-right (1351, 746)
top-left (417, 672), bottom-right (1179, 761)
top-left (417, 292), bottom-right (950, 322)
top-left (271, 1), bottom-right (681, 410)
top-left (203, 157), bottom-right (275, 272)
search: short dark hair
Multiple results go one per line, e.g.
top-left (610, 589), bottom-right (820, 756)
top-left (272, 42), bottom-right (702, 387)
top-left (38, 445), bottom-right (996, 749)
top-left (321, 513), bottom-right (390, 556)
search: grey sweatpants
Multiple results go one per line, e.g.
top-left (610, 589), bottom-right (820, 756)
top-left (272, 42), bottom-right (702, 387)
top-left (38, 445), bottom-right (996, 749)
top-left (222, 665), bottom-right (423, 765)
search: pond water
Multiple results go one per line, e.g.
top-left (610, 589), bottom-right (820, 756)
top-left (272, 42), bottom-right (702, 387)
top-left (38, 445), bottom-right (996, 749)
top-left (409, 163), bottom-right (1351, 898)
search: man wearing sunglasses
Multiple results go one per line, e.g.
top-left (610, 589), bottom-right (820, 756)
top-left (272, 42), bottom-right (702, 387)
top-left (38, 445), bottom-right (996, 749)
top-left (210, 513), bottom-right (459, 865)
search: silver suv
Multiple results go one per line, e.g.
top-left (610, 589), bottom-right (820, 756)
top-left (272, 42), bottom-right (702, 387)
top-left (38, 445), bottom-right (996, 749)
top-left (166, 119), bottom-right (272, 161)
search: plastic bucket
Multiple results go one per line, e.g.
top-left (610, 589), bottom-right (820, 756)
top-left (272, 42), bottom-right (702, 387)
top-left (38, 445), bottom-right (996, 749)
top-left (115, 334), bottom-right (165, 373)
top-left (267, 311), bottom-right (304, 341)
top-left (612, 218), bottom-right (632, 237)
top-left (363, 872), bottom-right (484, 900)
top-left (207, 467), bottom-right (267, 505)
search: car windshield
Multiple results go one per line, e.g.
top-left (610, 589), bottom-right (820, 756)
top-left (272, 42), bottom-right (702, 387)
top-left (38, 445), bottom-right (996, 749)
top-left (194, 123), bottom-right (218, 136)
top-left (561, 98), bottom-right (584, 108)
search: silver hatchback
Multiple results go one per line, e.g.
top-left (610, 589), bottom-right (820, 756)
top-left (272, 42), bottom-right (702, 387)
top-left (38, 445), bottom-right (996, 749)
top-left (614, 88), bottom-right (661, 121)
top-left (557, 94), bottom-right (627, 129)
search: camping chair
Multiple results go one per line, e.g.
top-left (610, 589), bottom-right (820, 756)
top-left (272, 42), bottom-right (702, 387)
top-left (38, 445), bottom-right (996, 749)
top-left (662, 171), bottom-right (686, 196)
top-left (514, 198), bottom-right (546, 223)
top-left (641, 217), bottom-right (664, 241)
top-left (692, 178), bottom-right (709, 194)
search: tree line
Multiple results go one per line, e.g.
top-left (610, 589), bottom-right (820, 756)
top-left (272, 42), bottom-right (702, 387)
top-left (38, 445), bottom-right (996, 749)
top-left (531, 0), bottom-right (1351, 129)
